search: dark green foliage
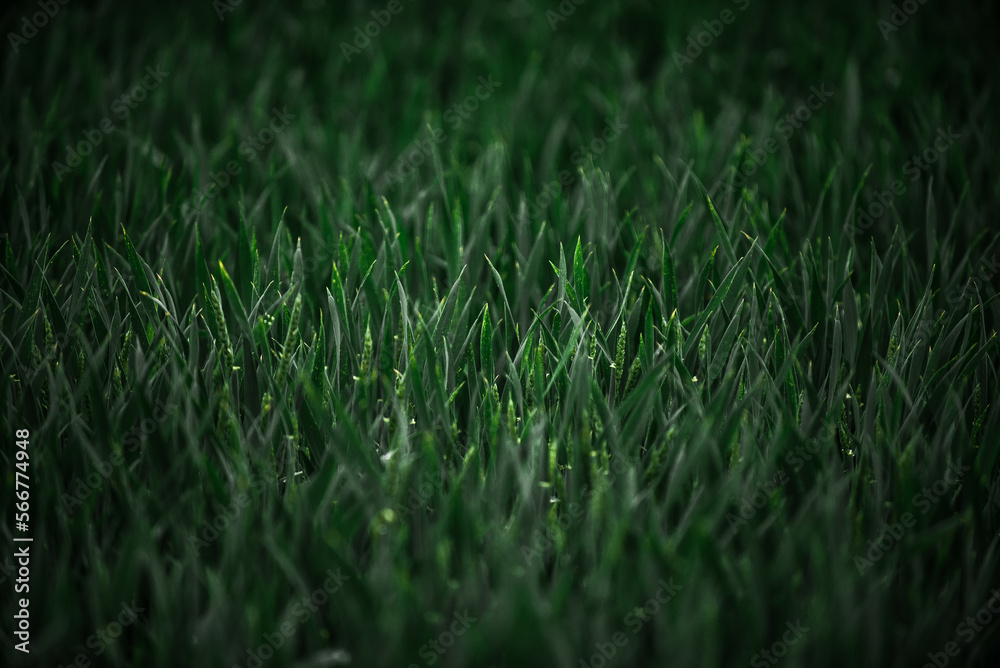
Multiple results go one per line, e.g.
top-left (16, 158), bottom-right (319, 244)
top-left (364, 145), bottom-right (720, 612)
top-left (1, 1), bottom-right (999, 667)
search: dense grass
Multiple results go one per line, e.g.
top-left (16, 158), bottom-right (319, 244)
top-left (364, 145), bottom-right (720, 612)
top-left (2, 0), bottom-right (999, 666)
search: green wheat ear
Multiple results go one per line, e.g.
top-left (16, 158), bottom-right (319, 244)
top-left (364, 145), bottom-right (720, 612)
top-left (614, 316), bottom-right (627, 394)
top-left (624, 337), bottom-right (642, 397)
top-left (208, 275), bottom-right (233, 374)
top-left (359, 316), bottom-right (373, 381)
top-left (506, 395), bottom-right (517, 442)
top-left (533, 337), bottom-right (545, 408)
top-left (277, 290), bottom-right (303, 390)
